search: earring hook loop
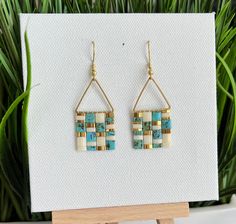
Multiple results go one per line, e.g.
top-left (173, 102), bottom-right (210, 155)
top-left (147, 41), bottom-right (153, 79)
top-left (132, 41), bottom-right (171, 112)
top-left (75, 41), bottom-right (114, 112)
top-left (91, 41), bottom-right (96, 79)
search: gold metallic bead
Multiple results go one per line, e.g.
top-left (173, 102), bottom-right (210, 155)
top-left (144, 130), bottom-right (152, 135)
top-left (133, 128), bottom-right (143, 131)
top-left (96, 132), bottom-right (105, 137)
top-left (97, 146), bottom-right (106, 151)
top-left (162, 129), bottom-right (171, 134)
top-left (77, 112), bottom-right (85, 116)
top-left (106, 123), bottom-right (114, 126)
top-left (162, 116), bottom-right (170, 120)
top-left (133, 112), bottom-right (143, 118)
top-left (76, 132), bottom-right (86, 137)
top-left (76, 119), bottom-right (85, 123)
top-left (106, 112), bottom-right (114, 117)
top-left (133, 121), bottom-right (142, 125)
top-left (162, 117), bottom-right (171, 120)
top-left (152, 121), bottom-right (161, 126)
top-left (106, 128), bottom-right (115, 132)
top-left (162, 109), bottom-right (171, 113)
top-left (144, 144), bottom-right (153, 149)
top-left (86, 123), bottom-right (95, 128)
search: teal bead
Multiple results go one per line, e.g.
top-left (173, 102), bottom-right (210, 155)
top-left (133, 117), bottom-right (143, 122)
top-left (143, 121), bottom-right (151, 131)
top-left (152, 112), bottom-right (161, 121)
top-left (153, 130), bottom-right (162, 139)
top-left (86, 132), bottom-right (96, 142)
top-left (133, 130), bottom-right (143, 135)
top-left (85, 112), bottom-right (95, 123)
top-left (105, 116), bottom-right (114, 124)
top-left (96, 123), bottom-right (105, 132)
top-left (87, 146), bottom-right (96, 151)
top-left (106, 140), bottom-right (115, 150)
top-left (133, 139), bottom-right (143, 149)
top-left (106, 131), bottom-right (115, 136)
top-left (153, 143), bottom-right (162, 148)
top-left (76, 122), bottom-right (85, 132)
top-left (162, 119), bottom-right (171, 129)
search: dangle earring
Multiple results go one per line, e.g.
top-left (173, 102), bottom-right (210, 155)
top-left (132, 41), bottom-right (171, 150)
top-left (75, 42), bottom-right (115, 151)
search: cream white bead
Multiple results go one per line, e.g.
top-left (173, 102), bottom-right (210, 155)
top-left (77, 137), bottom-right (86, 151)
top-left (162, 133), bottom-right (171, 144)
top-left (162, 112), bottom-right (170, 119)
top-left (106, 123), bottom-right (115, 129)
top-left (152, 125), bottom-right (161, 130)
top-left (87, 141), bottom-right (96, 147)
top-left (143, 112), bottom-right (152, 122)
top-left (97, 136), bottom-right (106, 146)
top-left (96, 113), bottom-right (105, 123)
top-left (106, 135), bottom-right (115, 141)
top-left (144, 135), bottom-right (152, 144)
top-left (86, 127), bottom-right (96, 132)
top-left (133, 123), bottom-right (142, 130)
top-left (76, 115), bottom-right (85, 121)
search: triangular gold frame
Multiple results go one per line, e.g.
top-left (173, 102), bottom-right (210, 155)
top-left (132, 77), bottom-right (171, 112)
top-left (132, 41), bottom-right (171, 112)
top-left (75, 78), bottom-right (114, 113)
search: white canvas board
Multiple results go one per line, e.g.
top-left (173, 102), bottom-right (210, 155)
top-left (20, 14), bottom-right (218, 212)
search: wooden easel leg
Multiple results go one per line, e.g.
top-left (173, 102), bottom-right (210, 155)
top-left (96, 223), bottom-right (118, 224)
top-left (52, 202), bottom-right (188, 224)
top-left (157, 218), bottom-right (174, 224)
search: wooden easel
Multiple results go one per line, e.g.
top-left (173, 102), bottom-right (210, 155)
top-left (52, 202), bottom-right (189, 224)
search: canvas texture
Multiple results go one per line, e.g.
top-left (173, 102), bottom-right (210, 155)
top-left (20, 14), bottom-right (218, 212)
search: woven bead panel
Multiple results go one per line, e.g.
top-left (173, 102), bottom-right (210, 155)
top-left (133, 109), bottom-right (171, 149)
top-left (76, 112), bottom-right (115, 151)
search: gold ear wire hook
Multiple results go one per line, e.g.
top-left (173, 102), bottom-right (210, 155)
top-left (75, 41), bottom-right (114, 112)
top-left (132, 41), bottom-right (171, 112)
top-left (147, 41), bottom-right (153, 79)
top-left (91, 41), bottom-right (96, 79)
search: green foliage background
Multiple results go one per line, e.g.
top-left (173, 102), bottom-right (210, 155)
top-left (0, 0), bottom-right (236, 221)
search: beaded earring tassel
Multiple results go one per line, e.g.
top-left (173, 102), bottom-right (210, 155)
top-left (132, 41), bottom-right (171, 150)
top-left (75, 42), bottom-right (115, 151)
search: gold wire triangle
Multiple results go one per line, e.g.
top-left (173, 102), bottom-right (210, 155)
top-left (132, 77), bottom-right (171, 112)
top-left (75, 78), bottom-right (114, 113)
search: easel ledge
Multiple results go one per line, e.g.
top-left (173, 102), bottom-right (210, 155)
top-left (52, 202), bottom-right (189, 224)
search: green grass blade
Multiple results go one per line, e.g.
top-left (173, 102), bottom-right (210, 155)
top-left (20, 30), bottom-right (32, 214)
top-left (217, 79), bottom-right (234, 100)
top-left (217, 52), bottom-right (236, 171)
top-left (218, 27), bottom-right (236, 52)
top-left (0, 50), bottom-right (22, 91)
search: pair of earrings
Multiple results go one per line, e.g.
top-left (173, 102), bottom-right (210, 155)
top-left (75, 41), bottom-right (171, 151)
